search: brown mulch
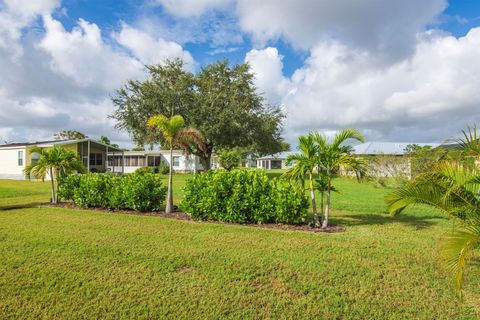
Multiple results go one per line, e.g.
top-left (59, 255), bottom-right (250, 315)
top-left (42, 202), bottom-right (346, 233)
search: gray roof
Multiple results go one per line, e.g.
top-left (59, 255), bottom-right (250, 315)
top-left (352, 142), bottom-right (439, 155)
top-left (0, 138), bottom-right (123, 152)
top-left (257, 151), bottom-right (295, 160)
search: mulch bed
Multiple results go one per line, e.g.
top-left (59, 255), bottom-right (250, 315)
top-left (42, 202), bottom-right (346, 233)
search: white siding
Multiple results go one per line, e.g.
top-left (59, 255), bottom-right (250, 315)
top-left (0, 147), bottom-right (27, 179)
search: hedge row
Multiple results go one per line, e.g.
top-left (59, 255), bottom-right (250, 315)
top-left (57, 173), bottom-right (167, 212)
top-left (181, 170), bottom-right (309, 224)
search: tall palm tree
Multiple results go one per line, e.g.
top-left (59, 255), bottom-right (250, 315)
top-left (386, 126), bottom-right (480, 297)
top-left (284, 134), bottom-right (321, 227)
top-left (313, 129), bottom-right (365, 227)
top-left (147, 114), bottom-right (205, 213)
top-left (24, 145), bottom-right (85, 203)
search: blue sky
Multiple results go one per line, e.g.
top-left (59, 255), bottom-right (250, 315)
top-left (1, 0), bottom-right (480, 146)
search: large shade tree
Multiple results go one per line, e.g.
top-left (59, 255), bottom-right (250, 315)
top-left (147, 114), bottom-right (205, 213)
top-left (111, 59), bottom-right (287, 170)
top-left (386, 126), bottom-right (480, 297)
top-left (24, 145), bottom-right (85, 203)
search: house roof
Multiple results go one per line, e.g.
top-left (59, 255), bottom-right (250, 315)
top-left (0, 138), bottom-right (123, 152)
top-left (257, 151), bottom-right (295, 160)
top-left (0, 139), bottom-right (66, 148)
top-left (352, 142), bottom-right (439, 155)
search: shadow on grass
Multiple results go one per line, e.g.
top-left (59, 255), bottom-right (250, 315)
top-left (0, 203), bottom-right (41, 211)
top-left (333, 213), bottom-right (447, 229)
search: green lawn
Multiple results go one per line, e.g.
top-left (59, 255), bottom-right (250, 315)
top-left (0, 175), bottom-right (479, 319)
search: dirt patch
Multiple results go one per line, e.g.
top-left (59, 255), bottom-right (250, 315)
top-left (42, 202), bottom-right (345, 233)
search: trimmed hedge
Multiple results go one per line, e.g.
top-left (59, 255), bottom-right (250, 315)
top-left (57, 173), bottom-right (167, 212)
top-left (181, 170), bottom-right (309, 224)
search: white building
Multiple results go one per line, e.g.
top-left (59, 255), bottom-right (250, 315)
top-left (107, 150), bottom-right (203, 173)
top-left (0, 139), bottom-right (123, 180)
top-left (256, 152), bottom-right (295, 170)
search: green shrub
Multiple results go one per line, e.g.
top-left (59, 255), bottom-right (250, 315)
top-left (219, 150), bottom-right (240, 171)
top-left (159, 165), bottom-right (170, 174)
top-left (58, 173), bottom-right (167, 212)
top-left (181, 170), bottom-right (309, 224)
top-left (135, 167), bottom-right (154, 175)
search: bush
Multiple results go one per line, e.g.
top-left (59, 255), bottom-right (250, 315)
top-left (159, 165), bottom-right (170, 174)
top-left (135, 167), bottom-right (154, 175)
top-left (181, 170), bottom-right (309, 224)
top-left (219, 150), bottom-right (240, 171)
top-left (58, 173), bottom-right (167, 212)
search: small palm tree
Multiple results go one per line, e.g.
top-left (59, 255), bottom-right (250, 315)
top-left (386, 126), bottom-right (480, 297)
top-left (24, 145), bottom-right (85, 203)
top-left (284, 134), bottom-right (321, 227)
top-left (147, 114), bottom-right (205, 213)
top-left (313, 129), bottom-right (365, 227)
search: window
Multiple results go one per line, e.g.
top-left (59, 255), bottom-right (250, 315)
top-left (147, 156), bottom-right (162, 167)
top-left (18, 151), bottom-right (23, 166)
top-left (172, 156), bottom-right (180, 167)
top-left (89, 153), bottom-right (102, 166)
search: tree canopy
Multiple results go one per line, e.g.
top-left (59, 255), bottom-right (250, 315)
top-left (54, 130), bottom-right (87, 140)
top-left (110, 59), bottom-right (288, 169)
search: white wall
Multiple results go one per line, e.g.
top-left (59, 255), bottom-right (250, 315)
top-left (0, 147), bottom-right (26, 179)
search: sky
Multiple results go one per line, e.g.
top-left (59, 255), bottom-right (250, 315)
top-left (1, 0), bottom-right (480, 148)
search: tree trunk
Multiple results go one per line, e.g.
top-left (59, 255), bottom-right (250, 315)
top-left (49, 167), bottom-right (56, 204)
top-left (322, 177), bottom-right (331, 228)
top-left (166, 145), bottom-right (174, 213)
top-left (309, 171), bottom-right (320, 228)
top-left (201, 154), bottom-right (211, 171)
top-left (320, 191), bottom-right (324, 222)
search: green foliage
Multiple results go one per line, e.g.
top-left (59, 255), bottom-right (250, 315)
top-left (111, 59), bottom-right (287, 169)
top-left (24, 145), bottom-right (85, 203)
top-left (182, 170), bottom-right (309, 224)
top-left (135, 167), bottom-right (154, 175)
top-left (53, 130), bottom-right (87, 140)
top-left (387, 125), bottom-right (480, 297)
top-left (219, 150), bottom-right (240, 170)
top-left (285, 129), bottom-right (365, 227)
top-left (147, 114), bottom-right (205, 213)
top-left (159, 165), bottom-right (170, 174)
top-left (58, 173), bottom-right (167, 212)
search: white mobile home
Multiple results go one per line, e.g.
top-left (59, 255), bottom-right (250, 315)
top-left (256, 152), bottom-right (294, 170)
top-left (0, 139), bottom-right (123, 180)
top-left (107, 150), bottom-right (203, 173)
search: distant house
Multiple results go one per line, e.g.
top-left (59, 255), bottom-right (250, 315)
top-left (0, 139), bottom-right (123, 180)
top-left (352, 142), bottom-right (439, 156)
top-left (352, 142), bottom-right (439, 178)
top-left (256, 152), bottom-right (295, 170)
top-left (107, 150), bottom-right (203, 173)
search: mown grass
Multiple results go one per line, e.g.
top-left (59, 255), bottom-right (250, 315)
top-left (0, 174), bottom-right (479, 319)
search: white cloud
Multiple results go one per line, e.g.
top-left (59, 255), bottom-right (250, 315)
top-left (237, 0), bottom-right (447, 61)
top-left (251, 28), bottom-right (480, 143)
top-left (38, 15), bottom-right (144, 90)
top-left (245, 47), bottom-right (292, 105)
top-left (0, 0), bottom-right (60, 58)
top-left (114, 22), bottom-right (194, 68)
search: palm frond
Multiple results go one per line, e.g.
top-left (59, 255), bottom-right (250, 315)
top-left (441, 224), bottom-right (480, 297)
top-left (331, 128), bottom-right (365, 150)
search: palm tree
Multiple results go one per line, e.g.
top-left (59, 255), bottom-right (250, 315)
top-left (147, 114), bottom-right (205, 213)
top-left (24, 145), bottom-right (85, 203)
top-left (314, 172), bottom-right (338, 222)
top-left (284, 134), bottom-right (321, 227)
top-left (386, 126), bottom-right (480, 297)
top-left (313, 129), bottom-right (365, 227)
